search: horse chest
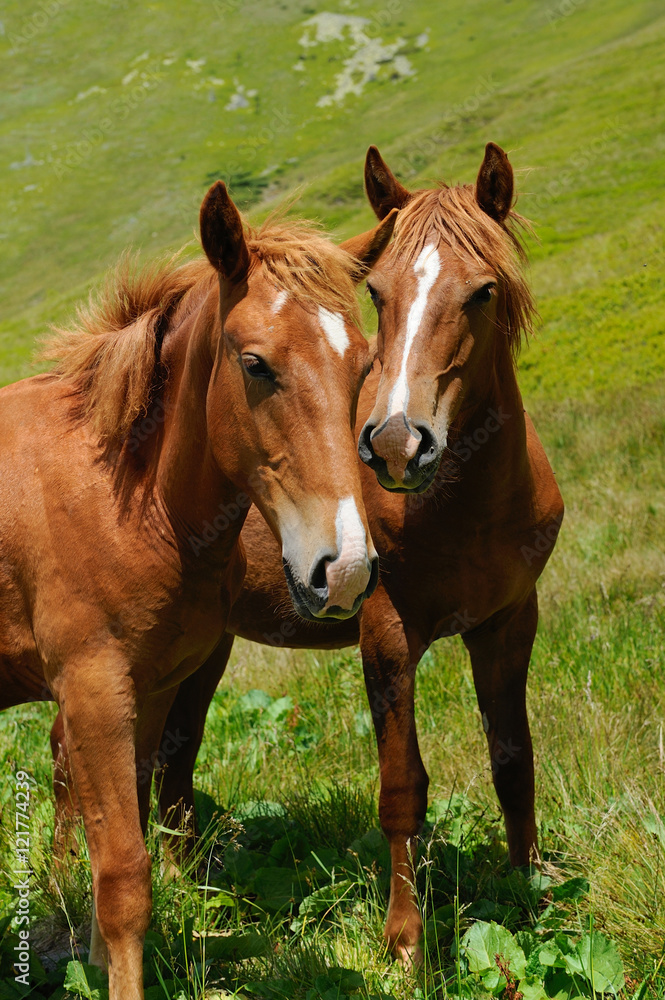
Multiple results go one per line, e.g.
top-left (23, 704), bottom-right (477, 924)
top-left (381, 502), bottom-right (536, 642)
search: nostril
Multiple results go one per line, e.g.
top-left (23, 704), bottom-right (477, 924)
top-left (366, 555), bottom-right (380, 596)
top-left (414, 425), bottom-right (437, 466)
top-left (358, 422), bottom-right (376, 464)
top-left (309, 555), bottom-right (330, 595)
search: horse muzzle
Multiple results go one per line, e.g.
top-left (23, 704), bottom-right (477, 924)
top-left (282, 551), bottom-right (379, 621)
top-left (358, 413), bottom-right (441, 493)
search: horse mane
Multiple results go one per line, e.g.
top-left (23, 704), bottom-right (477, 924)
top-left (246, 215), bottom-right (362, 327)
top-left (391, 183), bottom-right (537, 357)
top-left (42, 214), bottom-right (362, 448)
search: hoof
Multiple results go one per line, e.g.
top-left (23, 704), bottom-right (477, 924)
top-left (394, 940), bottom-right (423, 970)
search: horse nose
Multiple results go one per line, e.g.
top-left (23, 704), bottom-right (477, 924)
top-left (413, 423), bottom-right (437, 468)
top-left (308, 549), bottom-right (376, 616)
top-left (363, 414), bottom-right (427, 482)
top-left (359, 415), bottom-right (439, 489)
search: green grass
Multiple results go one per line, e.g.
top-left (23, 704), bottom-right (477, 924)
top-left (1, 0), bottom-right (664, 396)
top-left (1, 0), bottom-right (665, 996)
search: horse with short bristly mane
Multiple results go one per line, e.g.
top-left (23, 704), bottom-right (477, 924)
top-left (0, 181), bottom-right (396, 1000)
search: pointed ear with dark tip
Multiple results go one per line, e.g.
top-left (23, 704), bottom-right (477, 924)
top-left (200, 180), bottom-right (250, 281)
top-left (364, 146), bottom-right (411, 220)
top-left (339, 208), bottom-right (398, 282)
top-left (475, 142), bottom-right (514, 223)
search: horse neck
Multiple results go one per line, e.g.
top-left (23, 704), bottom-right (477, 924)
top-left (150, 283), bottom-right (246, 564)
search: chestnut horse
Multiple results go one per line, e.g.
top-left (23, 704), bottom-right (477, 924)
top-left (51, 144), bottom-right (563, 965)
top-left (0, 182), bottom-right (396, 1000)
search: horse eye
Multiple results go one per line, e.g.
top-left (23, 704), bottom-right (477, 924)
top-left (469, 283), bottom-right (495, 305)
top-left (242, 354), bottom-right (274, 381)
top-left (366, 282), bottom-right (380, 307)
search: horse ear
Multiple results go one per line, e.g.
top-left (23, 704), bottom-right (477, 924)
top-left (200, 181), bottom-right (250, 281)
top-left (364, 146), bottom-right (411, 220)
top-left (475, 142), bottom-right (514, 223)
top-left (339, 208), bottom-right (398, 282)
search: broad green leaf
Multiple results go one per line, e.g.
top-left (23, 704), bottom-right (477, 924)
top-left (461, 920), bottom-right (527, 979)
top-left (202, 931), bottom-right (270, 961)
top-left (238, 688), bottom-right (273, 712)
top-left (537, 941), bottom-right (567, 968)
top-left (480, 966), bottom-right (504, 990)
top-left (0, 983), bottom-right (25, 1000)
top-left (544, 967), bottom-right (588, 1000)
top-left (242, 978), bottom-right (294, 999)
top-left (265, 695), bottom-right (293, 721)
top-left (291, 879), bottom-right (354, 932)
top-left (144, 984), bottom-right (175, 1000)
top-left (519, 975), bottom-right (548, 1000)
top-left (565, 931), bottom-right (625, 995)
top-left (551, 877), bottom-right (590, 903)
top-left (468, 898), bottom-right (520, 924)
top-left (253, 866), bottom-right (305, 911)
top-left (63, 960), bottom-right (108, 997)
top-left (203, 889), bottom-right (237, 910)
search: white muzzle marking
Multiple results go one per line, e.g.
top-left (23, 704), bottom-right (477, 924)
top-left (324, 497), bottom-right (371, 612)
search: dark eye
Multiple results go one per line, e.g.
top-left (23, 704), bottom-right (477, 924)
top-left (242, 354), bottom-right (275, 381)
top-left (469, 283), bottom-right (496, 305)
top-left (366, 282), bottom-right (380, 307)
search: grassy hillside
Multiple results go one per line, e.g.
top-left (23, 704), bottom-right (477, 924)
top-left (1, 0), bottom-right (664, 397)
top-left (1, 0), bottom-right (664, 998)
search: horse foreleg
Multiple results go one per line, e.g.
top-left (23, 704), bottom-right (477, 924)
top-left (58, 666), bottom-right (151, 1000)
top-left (360, 589), bottom-right (428, 966)
top-left (462, 590), bottom-right (539, 866)
top-left (155, 633), bottom-right (235, 867)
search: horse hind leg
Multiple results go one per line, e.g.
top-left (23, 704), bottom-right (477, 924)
top-left (462, 590), bottom-right (540, 866)
top-left (155, 633), bottom-right (235, 871)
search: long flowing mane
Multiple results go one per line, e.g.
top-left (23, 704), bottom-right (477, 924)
top-left (391, 183), bottom-right (537, 357)
top-left (43, 215), bottom-right (362, 447)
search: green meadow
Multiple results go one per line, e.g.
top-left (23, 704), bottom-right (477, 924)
top-left (0, 0), bottom-right (664, 997)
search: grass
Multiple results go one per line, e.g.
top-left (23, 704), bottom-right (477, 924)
top-left (0, 0), bottom-right (664, 996)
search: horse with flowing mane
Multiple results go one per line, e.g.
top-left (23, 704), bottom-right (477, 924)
top-left (50, 143), bottom-right (563, 969)
top-left (0, 181), bottom-right (396, 1000)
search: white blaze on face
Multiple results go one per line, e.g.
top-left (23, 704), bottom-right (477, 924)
top-left (388, 243), bottom-right (441, 416)
top-left (318, 306), bottom-right (349, 356)
top-left (324, 496), bottom-right (371, 612)
top-left (272, 289), bottom-right (288, 314)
